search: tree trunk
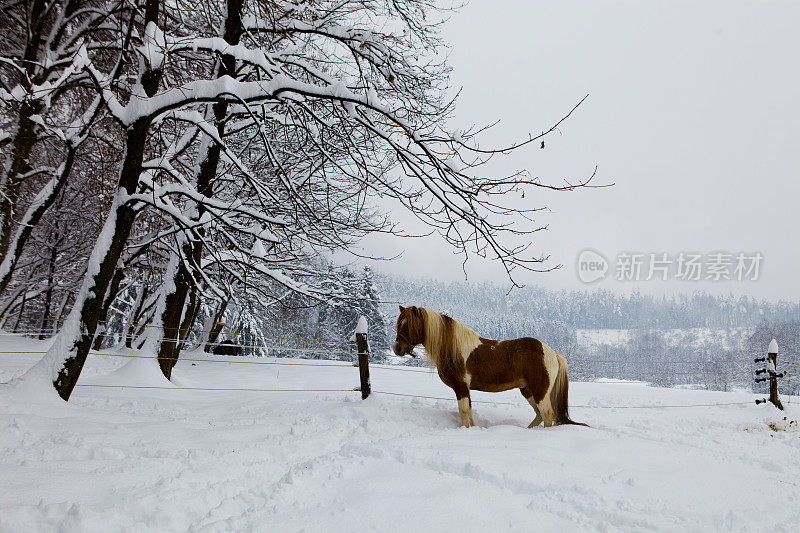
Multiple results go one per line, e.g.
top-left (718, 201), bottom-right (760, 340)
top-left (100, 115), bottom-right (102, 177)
top-left (130, 289), bottom-right (158, 349)
top-left (125, 281), bottom-right (148, 348)
top-left (92, 268), bottom-right (125, 350)
top-left (0, 101), bottom-right (44, 265)
top-left (9, 266), bottom-right (39, 333)
top-left (39, 227), bottom-right (61, 339)
top-left (47, 192), bottom-right (139, 398)
top-left (21, 0), bottom-right (164, 400)
top-left (155, 0), bottom-right (243, 375)
top-left (179, 288), bottom-right (201, 348)
top-left (156, 255), bottom-right (192, 379)
top-left (13, 287), bottom-right (29, 333)
top-left (171, 284), bottom-right (201, 354)
top-left (205, 299), bottom-right (229, 352)
top-left (55, 290), bottom-right (73, 326)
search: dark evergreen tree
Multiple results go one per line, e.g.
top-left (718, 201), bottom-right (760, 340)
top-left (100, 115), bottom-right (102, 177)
top-left (358, 267), bottom-right (390, 353)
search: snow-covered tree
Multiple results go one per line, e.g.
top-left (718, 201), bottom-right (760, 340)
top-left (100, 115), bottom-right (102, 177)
top-left (0, 0), bottom-right (132, 297)
top-left (14, 0), bottom-right (598, 400)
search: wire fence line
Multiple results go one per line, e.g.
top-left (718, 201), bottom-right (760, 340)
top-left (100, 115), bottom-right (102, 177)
top-left (0, 337), bottom-right (351, 358)
top-left (0, 348), bottom-right (356, 360)
top-left (1, 324), bottom-right (790, 397)
top-left (0, 345), bottom-right (766, 409)
top-left (0, 325), bottom-right (356, 361)
top-left (0, 319), bottom-right (346, 346)
top-left (0, 349), bottom-right (438, 373)
top-left (0, 300), bottom-right (410, 328)
top-left (75, 384), bottom-right (356, 393)
top-left (69, 383), bottom-right (755, 409)
top-left (4, 329), bottom-right (777, 388)
top-left (0, 350), bottom-right (357, 368)
top-left (0, 349), bottom-right (786, 390)
top-left (0, 349), bottom-right (765, 379)
top-left (1, 347), bottom-right (771, 409)
top-left (372, 391), bottom-right (754, 409)
top-left (0, 335), bottom-right (756, 369)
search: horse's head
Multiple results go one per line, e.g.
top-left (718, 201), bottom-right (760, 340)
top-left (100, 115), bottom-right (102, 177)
top-left (393, 305), bottom-right (424, 357)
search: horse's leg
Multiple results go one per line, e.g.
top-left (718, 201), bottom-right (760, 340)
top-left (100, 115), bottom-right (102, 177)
top-left (528, 404), bottom-right (543, 429)
top-left (537, 395), bottom-right (555, 428)
top-left (537, 360), bottom-right (559, 427)
top-left (454, 383), bottom-right (473, 428)
top-left (520, 386), bottom-right (543, 428)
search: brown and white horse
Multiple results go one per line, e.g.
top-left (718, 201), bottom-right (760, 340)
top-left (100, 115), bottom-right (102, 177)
top-left (393, 306), bottom-right (587, 428)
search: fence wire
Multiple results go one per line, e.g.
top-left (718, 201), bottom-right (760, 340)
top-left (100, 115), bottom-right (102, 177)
top-left (0, 318), bottom-right (345, 345)
top-left (0, 325), bottom-right (790, 400)
top-left (1, 349), bottom-right (765, 382)
top-left (0, 344), bottom-right (784, 381)
top-left (68, 383), bottom-right (755, 410)
top-left (0, 349), bottom-right (437, 373)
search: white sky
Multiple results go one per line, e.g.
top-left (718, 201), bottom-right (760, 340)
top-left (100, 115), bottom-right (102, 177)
top-left (361, 0), bottom-right (800, 301)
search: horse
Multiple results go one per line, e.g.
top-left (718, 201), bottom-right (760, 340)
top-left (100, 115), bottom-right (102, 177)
top-left (393, 305), bottom-right (587, 429)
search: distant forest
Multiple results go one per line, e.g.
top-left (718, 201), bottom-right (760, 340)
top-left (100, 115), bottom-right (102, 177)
top-left (378, 276), bottom-right (800, 338)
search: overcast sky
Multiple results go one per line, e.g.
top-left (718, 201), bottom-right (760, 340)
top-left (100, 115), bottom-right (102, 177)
top-left (361, 0), bottom-right (800, 301)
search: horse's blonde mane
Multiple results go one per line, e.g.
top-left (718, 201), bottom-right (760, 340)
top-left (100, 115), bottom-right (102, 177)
top-left (420, 308), bottom-right (480, 369)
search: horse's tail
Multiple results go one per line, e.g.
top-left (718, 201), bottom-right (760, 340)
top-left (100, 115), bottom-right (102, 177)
top-left (550, 352), bottom-right (590, 427)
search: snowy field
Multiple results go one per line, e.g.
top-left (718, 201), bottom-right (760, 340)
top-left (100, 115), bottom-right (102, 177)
top-left (2, 335), bottom-right (800, 532)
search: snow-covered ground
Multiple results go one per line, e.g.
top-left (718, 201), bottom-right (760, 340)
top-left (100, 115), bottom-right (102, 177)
top-left (2, 335), bottom-right (800, 532)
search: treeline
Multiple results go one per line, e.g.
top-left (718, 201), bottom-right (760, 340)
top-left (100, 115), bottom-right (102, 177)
top-left (378, 276), bottom-right (800, 336)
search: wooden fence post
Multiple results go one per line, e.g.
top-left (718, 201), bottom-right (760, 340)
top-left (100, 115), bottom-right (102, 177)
top-left (354, 316), bottom-right (371, 400)
top-left (768, 339), bottom-right (784, 410)
top-left (756, 339), bottom-right (784, 409)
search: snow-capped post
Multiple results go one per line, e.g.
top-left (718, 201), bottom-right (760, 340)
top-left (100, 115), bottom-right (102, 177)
top-left (354, 316), bottom-right (371, 400)
top-left (756, 339), bottom-right (784, 409)
top-left (767, 339), bottom-right (784, 410)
